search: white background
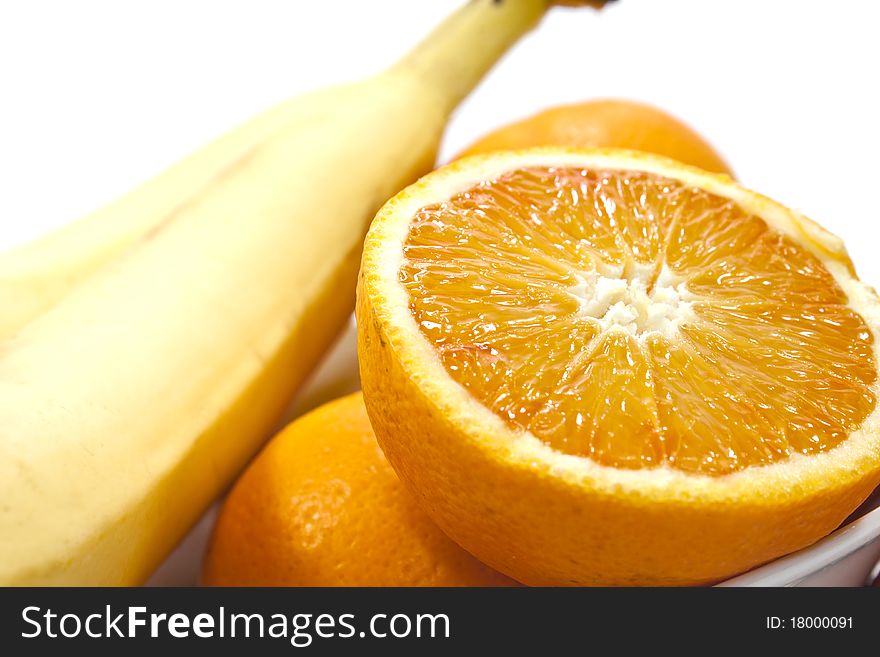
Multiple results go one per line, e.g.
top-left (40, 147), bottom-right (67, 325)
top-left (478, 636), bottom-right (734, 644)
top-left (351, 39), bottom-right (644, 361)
top-left (1, 0), bottom-right (879, 273)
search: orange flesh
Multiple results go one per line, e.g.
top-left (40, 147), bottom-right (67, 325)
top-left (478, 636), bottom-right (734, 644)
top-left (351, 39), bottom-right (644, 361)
top-left (400, 167), bottom-right (877, 475)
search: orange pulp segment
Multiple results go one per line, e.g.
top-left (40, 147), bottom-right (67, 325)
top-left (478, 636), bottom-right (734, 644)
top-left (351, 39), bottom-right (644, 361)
top-left (400, 167), bottom-right (877, 475)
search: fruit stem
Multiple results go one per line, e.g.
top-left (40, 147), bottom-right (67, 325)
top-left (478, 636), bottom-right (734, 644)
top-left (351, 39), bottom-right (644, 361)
top-left (390, 0), bottom-right (550, 114)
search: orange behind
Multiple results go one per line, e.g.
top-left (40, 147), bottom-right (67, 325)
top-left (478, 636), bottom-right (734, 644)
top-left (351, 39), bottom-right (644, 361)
top-left (456, 99), bottom-right (733, 176)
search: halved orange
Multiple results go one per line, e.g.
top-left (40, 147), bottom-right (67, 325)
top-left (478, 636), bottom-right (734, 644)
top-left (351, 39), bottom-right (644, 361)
top-left (357, 148), bottom-right (880, 586)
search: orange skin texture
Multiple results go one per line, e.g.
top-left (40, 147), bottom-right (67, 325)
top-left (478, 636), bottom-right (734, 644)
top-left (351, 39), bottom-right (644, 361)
top-left (456, 99), bottom-right (733, 176)
top-left (201, 392), bottom-right (516, 587)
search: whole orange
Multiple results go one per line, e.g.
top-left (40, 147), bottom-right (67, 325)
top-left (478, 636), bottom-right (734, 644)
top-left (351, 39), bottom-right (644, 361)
top-left (456, 99), bottom-right (733, 176)
top-left (201, 391), bottom-right (515, 586)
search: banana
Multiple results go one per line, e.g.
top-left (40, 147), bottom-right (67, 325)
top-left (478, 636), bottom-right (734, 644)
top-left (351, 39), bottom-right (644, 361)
top-left (0, 0), bottom-right (560, 585)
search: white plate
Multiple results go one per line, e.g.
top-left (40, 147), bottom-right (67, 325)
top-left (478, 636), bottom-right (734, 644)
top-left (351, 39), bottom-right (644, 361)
top-left (148, 318), bottom-right (880, 587)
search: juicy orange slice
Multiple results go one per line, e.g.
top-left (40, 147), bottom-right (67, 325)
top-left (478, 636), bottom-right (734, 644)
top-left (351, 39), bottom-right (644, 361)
top-left (358, 149), bottom-right (880, 585)
top-left (401, 166), bottom-right (876, 475)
